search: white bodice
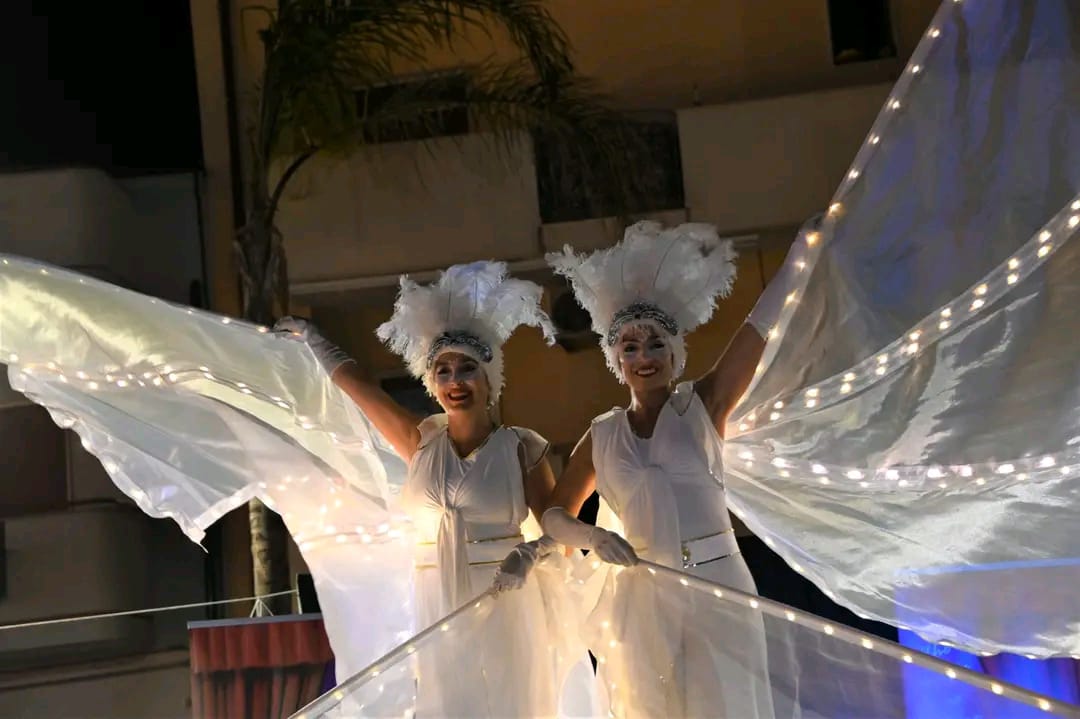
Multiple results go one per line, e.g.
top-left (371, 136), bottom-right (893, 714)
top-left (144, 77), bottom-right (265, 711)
top-left (591, 382), bottom-right (732, 568)
top-left (400, 415), bottom-right (548, 607)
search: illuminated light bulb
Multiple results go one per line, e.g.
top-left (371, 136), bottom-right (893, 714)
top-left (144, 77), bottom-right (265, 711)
top-left (1073, 200), bottom-right (1080, 211)
top-left (975, 284), bottom-right (988, 296)
top-left (806, 388), bottom-right (820, 398)
top-left (780, 469), bottom-right (791, 477)
top-left (859, 481), bottom-right (869, 488)
top-left (991, 683), bottom-right (1003, 695)
top-left (1069, 215), bottom-right (1080, 228)
top-left (203, 372), bottom-right (214, 380)
top-left (911, 64), bottom-right (922, 74)
top-left (898, 479), bottom-right (909, 487)
top-left (860, 637), bottom-right (874, 649)
top-left (1039, 699), bottom-right (1053, 711)
top-left (1039, 456), bottom-right (1056, 468)
top-left (889, 99), bottom-right (901, 110)
top-left (946, 669), bottom-right (957, 679)
top-left (885, 469), bottom-right (900, 480)
top-left (996, 463), bottom-right (1015, 474)
top-left (902, 654), bottom-right (913, 664)
top-left (939, 320), bottom-right (951, 331)
top-left (823, 625), bottom-right (835, 635)
top-left (828, 203), bottom-right (843, 216)
top-left (1017, 473), bottom-right (1028, 481)
top-left (848, 169), bottom-right (860, 180)
top-left (909, 330), bottom-right (922, 341)
top-left (796, 260), bottom-right (806, 270)
top-left (679, 578), bottom-right (689, 587)
top-left (939, 481), bottom-right (948, 489)
top-left (875, 366), bottom-right (887, 376)
top-left (58, 374), bottom-right (68, 383)
top-left (812, 464), bottom-right (828, 475)
top-left (749, 599), bottom-right (760, 609)
top-left (1008, 258), bottom-right (1020, 270)
top-left (738, 422), bottom-right (749, 432)
top-left (877, 354), bottom-right (888, 364)
top-left (790, 562), bottom-right (803, 574)
top-left (774, 400), bottom-right (785, 409)
top-left (334, 499), bottom-right (343, 508)
top-left (927, 467), bottom-right (945, 479)
top-left (1007, 273), bottom-right (1019, 285)
top-left (785, 292), bottom-right (797, 305)
top-left (7, 353), bottom-right (17, 363)
top-left (1062, 466), bottom-right (1072, 475)
top-left (906, 342), bottom-right (919, 355)
top-left (769, 411), bottom-right (781, 421)
top-left (843, 372), bottom-right (856, 382)
top-left (1039, 230), bottom-right (1052, 243)
top-left (846, 469), bottom-right (864, 480)
top-left (929, 28), bottom-right (941, 38)
top-left (116, 380), bottom-right (128, 388)
top-left (805, 398), bottom-right (818, 408)
top-left (87, 381), bottom-right (99, 390)
top-left (870, 134), bottom-right (881, 145)
top-left (40, 268), bottom-right (49, 275)
top-left (81, 436), bottom-right (93, 451)
top-left (739, 450), bottom-right (754, 460)
top-left (971, 299), bottom-right (985, 311)
top-left (806, 232), bottom-right (820, 246)
top-left (840, 382), bottom-right (852, 394)
top-left (975, 477), bottom-right (986, 486)
top-left (1038, 245), bottom-right (1052, 258)
top-left (47, 362), bottom-right (58, 371)
top-left (819, 477), bottom-right (830, 485)
top-left (785, 611), bottom-right (796, 621)
top-left (362, 534), bottom-right (373, 543)
top-left (609, 640), bottom-right (617, 649)
top-left (959, 465), bottom-right (973, 477)
top-left (104, 460), bottom-right (118, 473)
top-left (772, 458), bottom-right (788, 468)
top-left (221, 318), bottom-right (231, 325)
top-left (336, 534), bottom-right (347, 543)
top-left (941, 308), bottom-right (953, 318)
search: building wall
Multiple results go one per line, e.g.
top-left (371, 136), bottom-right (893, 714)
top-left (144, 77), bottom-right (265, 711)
top-left (0, 651), bottom-right (190, 719)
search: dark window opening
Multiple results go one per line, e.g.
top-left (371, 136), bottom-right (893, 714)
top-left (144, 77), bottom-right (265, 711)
top-left (355, 73), bottom-right (469, 144)
top-left (534, 113), bottom-right (684, 224)
top-left (827, 0), bottom-right (897, 65)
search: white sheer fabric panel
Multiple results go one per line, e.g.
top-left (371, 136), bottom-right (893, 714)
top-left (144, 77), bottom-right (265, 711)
top-left (726, 0), bottom-right (1080, 656)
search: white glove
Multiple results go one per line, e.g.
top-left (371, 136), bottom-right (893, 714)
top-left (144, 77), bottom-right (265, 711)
top-left (746, 214), bottom-right (821, 339)
top-left (491, 537), bottom-right (558, 595)
top-left (273, 316), bottom-right (354, 376)
top-left (541, 507), bottom-right (637, 566)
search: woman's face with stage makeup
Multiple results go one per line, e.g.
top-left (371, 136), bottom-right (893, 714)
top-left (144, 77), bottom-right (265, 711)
top-left (431, 351), bottom-right (490, 413)
top-left (617, 323), bottom-right (674, 391)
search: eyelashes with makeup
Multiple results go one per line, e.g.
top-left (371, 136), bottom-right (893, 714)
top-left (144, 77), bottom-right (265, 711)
top-left (433, 365), bottom-right (481, 383)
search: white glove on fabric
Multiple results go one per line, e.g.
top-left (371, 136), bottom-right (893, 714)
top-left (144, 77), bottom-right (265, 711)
top-left (746, 215), bottom-right (821, 340)
top-left (491, 537), bottom-right (559, 595)
top-left (541, 507), bottom-right (638, 566)
top-left (273, 316), bottom-right (355, 376)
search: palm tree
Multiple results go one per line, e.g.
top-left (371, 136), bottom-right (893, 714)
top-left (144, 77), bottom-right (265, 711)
top-left (236, 0), bottom-right (650, 614)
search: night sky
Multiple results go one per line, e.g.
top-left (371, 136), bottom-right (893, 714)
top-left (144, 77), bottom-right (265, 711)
top-left (0, 0), bottom-right (203, 175)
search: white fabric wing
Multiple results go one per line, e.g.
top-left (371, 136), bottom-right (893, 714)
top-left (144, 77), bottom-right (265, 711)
top-left (726, 0), bottom-right (1080, 657)
top-left (0, 255), bottom-right (414, 679)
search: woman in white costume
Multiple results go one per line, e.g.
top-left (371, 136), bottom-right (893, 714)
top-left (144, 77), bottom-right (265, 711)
top-left (536, 220), bottom-right (803, 718)
top-left (276, 261), bottom-right (581, 718)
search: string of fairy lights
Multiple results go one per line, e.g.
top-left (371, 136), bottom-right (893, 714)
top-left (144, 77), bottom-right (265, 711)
top-left (293, 560), bottom-right (1076, 719)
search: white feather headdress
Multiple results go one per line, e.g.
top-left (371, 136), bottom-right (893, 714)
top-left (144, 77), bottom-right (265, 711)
top-left (376, 261), bottom-right (555, 402)
top-left (547, 221), bottom-right (737, 380)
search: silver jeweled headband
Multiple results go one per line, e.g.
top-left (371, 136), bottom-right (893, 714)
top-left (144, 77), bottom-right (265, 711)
top-left (426, 330), bottom-right (493, 366)
top-left (606, 301), bottom-right (680, 346)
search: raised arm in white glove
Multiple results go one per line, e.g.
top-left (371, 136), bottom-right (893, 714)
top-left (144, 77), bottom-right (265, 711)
top-left (491, 536), bottom-right (559, 595)
top-left (541, 507), bottom-right (637, 566)
top-left (273, 316), bottom-right (355, 377)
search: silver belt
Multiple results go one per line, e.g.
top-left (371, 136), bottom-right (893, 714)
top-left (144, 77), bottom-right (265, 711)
top-left (681, 528), bottom-right (740, 569)
top-left (414, 533), bottom-right (523, 570)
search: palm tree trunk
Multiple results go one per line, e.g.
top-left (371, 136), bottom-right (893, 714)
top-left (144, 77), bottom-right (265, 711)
top-left (236, 205), bottom-right (292, 616)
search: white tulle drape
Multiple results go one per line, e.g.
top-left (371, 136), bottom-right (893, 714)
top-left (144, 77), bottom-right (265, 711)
top-left (725, 0), bottom-right (1080, 658)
